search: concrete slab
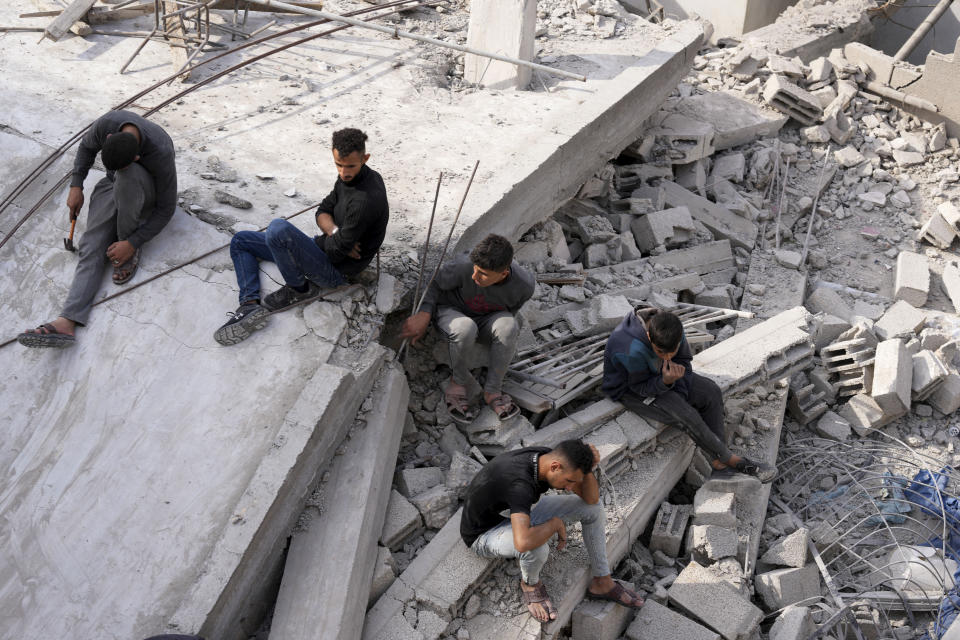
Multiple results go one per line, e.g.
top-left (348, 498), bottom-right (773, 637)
top-left (463, 0), bottom-right (536, 90)
top-left (695, 307), bottom-right (814, 394)
top-left (648, 239), bottom-right (734, 275)
top-left (660, 181), bottom-right (758, 251)
top-left (381, 489), bottom-right (424, 551)
top-left (669, 91), bottom-right (787, 150)
top-left (755, 564), bottom-right (821, 610)
top-left (270, 368), bottom-right (410, 640)
top-left (625, 598), bottom-right (720, 640)
top-left (668, 561), bottom-right (763, 640)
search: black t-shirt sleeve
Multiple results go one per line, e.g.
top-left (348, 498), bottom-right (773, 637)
top-left (506, 480), bottom-right (538, 516)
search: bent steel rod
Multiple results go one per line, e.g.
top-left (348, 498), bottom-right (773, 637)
top-left (0, 202), bottom-right (320, 351)
top-left (411, 172), bottom-right (443, 319)
top-left (255, 0), bottom-right (587, 82)
top-left (0, 0), bottom-right (433, 249)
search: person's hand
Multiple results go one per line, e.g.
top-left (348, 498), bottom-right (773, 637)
top-left (347, 242), bottom-right (362, 260)
top-left (552, 517), bottom-right (567, 551)
top-left (662, 359), bottom-right (685, 385)
top-left (399, 311), bottom-right (431, 345)
top-left (66, 186), bottom-right (84, 220)
top-left (588, 444), bottom-right (600, 471)
top-left (106, 240), bottom-right (135, 266)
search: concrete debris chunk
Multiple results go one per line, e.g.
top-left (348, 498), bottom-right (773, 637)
top-left (571, 593), bottom-right (634, 640)
top-left (775, 249), bottom-right (802, 270)
top-left (930, 373), bottom-right (960, 415)
top-left (769, 605), bottom-right (815, 640)
top-left (671, 91), bottom-right (787, 150)
top-left (650, 502), bottom-right (692, 557)
top-left (894, 251), bottom-right (930, 307)
top-left (668, 561), bottom-right (763, 640)
top-left (919, 203), bottom-right (960, 249)
top-left (693, 487), bottom-right (737, 529)
top-left (445, 452), bottom-right (484, 499)
top-left (564, 294), bottom-right (634, 337)
top-left (893, 150), bottom-right (924, 167)
top-left (630, 206), bottom-right (696, 252)
top-left (912, 350), bottom-right (949, 401)
top-left (755, 564), bottom-right (821, 610)
top-left (872, 339), bottom-right (912, 417)
top-left (712, 153), bottom-right (745, 183)
top-left (941, 264), bottom-right (960, 314)
top-left (214, 189), bottom-right (252, 209)
top-left (813, 411), bottom-right (851, 441)
top-left (575, 215), bottom-right (617, 245)
top-left (834, 145), bottom-right (865, 168)
top-left (761, 528), bottom-right (810, 568)
top-left (376, 272), bottom-right (408, 315)
top-left (397, 467), bottom-right (444, 498)
top-left (805, 286), bottom-right (853, 323)
top-left (837, 393), bottom-right (887, 436)
top-left (410, 485), bottom-right (459, 530)
top-left (690, 525), bottom-right (739, 563)
top-left (874, 300), bottom-right (926, 341)
top-left (369, 546), bottom-right (397, 606)
top-left (648, 112), bottom-right (717, 164)
top-left (762, 75), bottom-right (823, 125)
top-left (661, 180), bottom-right (758, 251)
top-left (380, 489), bottom-right (424, 552)
top-left (626, 599), bottom-right (720, 640)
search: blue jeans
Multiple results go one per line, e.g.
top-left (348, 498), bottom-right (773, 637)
top-left (470, 494), bottom-right (610, 585)
top-left (229, 219), bottom-right (345, 304)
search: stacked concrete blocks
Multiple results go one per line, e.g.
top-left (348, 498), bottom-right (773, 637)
top-left (871, 339), bottom-right (912, 418)
top-left (650, 502), bottom-right (693, 557)
top-left (894, 251), bottom-right (930, 307)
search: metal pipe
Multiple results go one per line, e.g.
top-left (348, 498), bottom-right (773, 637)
top-left (893, 0), bottom-right (955, 62)
top-left (254, 0), bottom-right (587, 83)
top-left (862, 80), bottom-right (939, 112)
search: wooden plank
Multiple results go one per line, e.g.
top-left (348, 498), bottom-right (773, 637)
top-left (163, 1), bottom-right (192, 82)
top-left (43, 0), bottom-right (96, 41)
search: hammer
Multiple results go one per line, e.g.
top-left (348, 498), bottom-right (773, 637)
top-left (63, 213), bottom-right (77, 252)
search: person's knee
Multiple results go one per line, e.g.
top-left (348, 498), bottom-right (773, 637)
top-left (447, 317), bottom-right (479, 343)
top-left (264, 218), bottom-right (293, 245)
top-left (521, 543), bottom-right (550, 565)
top-left (581, 501), bottom-right (606, 526)
top-left (490, 315), bottom-right (519, 344)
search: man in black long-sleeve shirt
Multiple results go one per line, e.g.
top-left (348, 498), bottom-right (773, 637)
top-left (214, 128), bottom-right (389, 346)
top-left (18, 110), bottom-right (177, 348)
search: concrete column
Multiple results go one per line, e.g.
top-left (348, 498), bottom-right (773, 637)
top-left (464, 0), bottom-right (537, 90)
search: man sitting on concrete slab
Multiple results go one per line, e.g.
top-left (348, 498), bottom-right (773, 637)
top-left (602, 307), bottom-right (777, 483)
top-left (214, 128), bottom-right (389, 345)
top-left (461, 439), bottom-right (644, 623)
top-left (399, 234), bottom-right (534, 422)
top-left (18, 110), bottom-right (177, 348)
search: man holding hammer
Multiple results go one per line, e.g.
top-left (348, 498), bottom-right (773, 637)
top-left (18, 110), bottom-right (176, 348)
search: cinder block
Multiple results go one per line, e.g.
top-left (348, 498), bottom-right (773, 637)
top-left (874, 300), bottom-right (926, 340)
top-left (690, 525), bottom-right (739, 563)
top-left (912, 350), bottom-right (949, 401)
top-left (760, 528), bottom-right (810, 568)
top-left (763, 75), bottom-right (823, 125)
top-left (712, 153), bottom-right (745, 182)
top-left (650, 502), bottom-right (692, 557)
top-left (668, 561), bottom-right (763, 640)
top-left (693, 487), bottom-right (737, 528)
top-left (755, 564), bottom-right (821, 610)
top-left (930, 373), bottom-right (960, 415)
top-left (809, 367), bottom-right (838, 404)
top-left (894, 251), bottom-right (930, 307)
top-left (631, 206), bottom-right (696, 252)
top-left (648, 112), bottom-right (717, 164)
top-left (918, 206), bottom-right (959, 249)
top-left (769, 605), bottom-right (815, 640)
top-left (837, 393), bottom-right (887, 436)
top-left (805, 287), bottom-right (853, 323)
top-left (871, 339), bottom-right (912, 416)
top-left (571, 591), bottom-right (635, 640)
top-left (380, 489), bottom-right (423, 550)
top-left (813, 411), bottom-right (850, 441)
top-left (813, 314), bottom-right (851, 350)
top-left (625, 599), bottom-right (720, 640)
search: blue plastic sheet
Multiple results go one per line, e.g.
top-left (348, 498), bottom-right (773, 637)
top-left (904, 467), bottom-right (960, 639)
top-left (865, 472), bottom-right (912, 526)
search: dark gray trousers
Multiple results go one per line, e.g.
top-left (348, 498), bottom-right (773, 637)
top-left (620, 371), bottom-right (733, 463)
top-left (61, 165), bottom-right (155, 325)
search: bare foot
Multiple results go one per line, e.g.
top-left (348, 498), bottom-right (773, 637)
top-left (520, 580), bottom-right (557, 622)
top-left (23, 316), bottom-right (75, 337)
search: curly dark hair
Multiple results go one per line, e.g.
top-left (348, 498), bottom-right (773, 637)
top-left (552, 440), bottom-right (593, 475)
top-left (331, 128), bottom-right (368, 156)
top-left (647, 309), bottom-right (683, 352)
top-left (469, 234), bottom-right (514, 271)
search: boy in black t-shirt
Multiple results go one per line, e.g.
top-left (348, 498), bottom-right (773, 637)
top-left (460, 440), bottom-right (644, 622)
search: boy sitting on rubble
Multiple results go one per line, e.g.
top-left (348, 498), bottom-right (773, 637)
top-left (460, 439), bottom-right (645, 622)
top-left (602, 307), bottom-right (776, 483)
top-left (399, 234), bottom-right (534, 422)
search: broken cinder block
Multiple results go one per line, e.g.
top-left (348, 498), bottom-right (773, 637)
top-left (649, 501), bottom-right (692, 557)
top-left (762, 75), bottom-right (823, 125)
top-left (630, 206), bottom-right (696, 253)
top-left (894, 251), bottom-right (930, 307)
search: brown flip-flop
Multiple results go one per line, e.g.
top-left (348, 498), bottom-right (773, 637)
top-left (17, 323), bottom-right (76, 348)
top-left (487, 393), bottom-right (520, 421)
top-left (519, 580), bottom-right (556, 622)
top-left (445, 386), bottom-right (477, 425)
top-left (585, 580), bottom-right (645, 609)
top-left (113, 247), bottom-right (141, 285)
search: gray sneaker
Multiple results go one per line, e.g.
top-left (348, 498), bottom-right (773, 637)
top-left (262, 282), bottom-right (320, 312)
top-left (214, 302), bottom-right (269, 346)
